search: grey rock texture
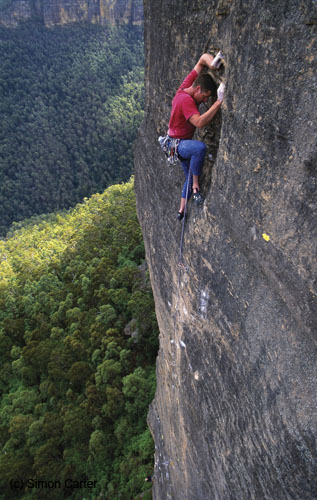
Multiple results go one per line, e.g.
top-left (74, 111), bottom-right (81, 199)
top-left (134, 1), bottom-right (317, 499)
top-left (0, 0), bottom-right (143, 27)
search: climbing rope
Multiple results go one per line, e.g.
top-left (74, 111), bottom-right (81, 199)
top-left (170, 166), bottom-right (192, 368)
top-left (158, 170), bottom-right (191, 491)
top-left (156, 170), bottom-right (192, 491)
top-left (174, 167), bottom-right (191, 316)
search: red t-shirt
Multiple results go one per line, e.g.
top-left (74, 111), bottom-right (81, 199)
top-left (168, 69), bottom-right (199, 139)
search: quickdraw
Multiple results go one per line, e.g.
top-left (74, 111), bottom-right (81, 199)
top-left (158, 135), bottom-right (180, 165)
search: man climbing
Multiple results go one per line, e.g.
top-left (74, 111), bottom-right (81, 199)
top-left (167, 52), bottom-right (225, 220)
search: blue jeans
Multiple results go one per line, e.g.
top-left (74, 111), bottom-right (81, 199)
top-left (178, 140), bottom-right (207, 199)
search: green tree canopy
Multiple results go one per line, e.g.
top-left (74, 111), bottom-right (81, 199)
top-left (0, 179), bottom-right (158, 499)
top-left (0, 22), bottom-right (144, 235)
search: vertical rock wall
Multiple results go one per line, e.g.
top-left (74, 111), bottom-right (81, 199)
top-left (134, 1), bottom-right (316, 499)
top-left (0, 0), bottom-right (143, 27)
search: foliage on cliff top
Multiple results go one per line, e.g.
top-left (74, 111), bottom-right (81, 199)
top-left (0, 21), bottom-right (144, 235)
top-left (0, 178), bottom-right (157, 499)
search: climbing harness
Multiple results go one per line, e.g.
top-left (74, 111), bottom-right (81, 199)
top-left (158, 135), bottom-right (180, 165)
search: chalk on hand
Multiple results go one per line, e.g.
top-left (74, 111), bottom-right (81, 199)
top-left (211, 51), bottom-right (223, 69)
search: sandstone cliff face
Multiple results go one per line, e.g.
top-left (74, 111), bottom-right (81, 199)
top-left (0, 0), bottom-right (143, 27)
top-left (134, 1), bottom-right (317, 499)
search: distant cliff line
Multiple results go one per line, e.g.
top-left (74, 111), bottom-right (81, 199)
top-left (0, 0), bottom-right (143, 27)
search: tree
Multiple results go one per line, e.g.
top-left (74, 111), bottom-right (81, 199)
top-left (0, 179), bottom-right (158, 499)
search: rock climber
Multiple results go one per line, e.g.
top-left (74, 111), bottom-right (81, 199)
top-left (167, 51), bottom-right (225, 220)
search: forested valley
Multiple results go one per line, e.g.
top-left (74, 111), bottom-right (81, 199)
top-left (0, 17), bottom-right (157, 500)
top-left (0, 180), bottom-right (157, 499)
top-left (0, 21), bottom-right (144, 235)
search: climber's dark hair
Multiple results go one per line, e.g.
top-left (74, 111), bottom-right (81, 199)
top-left (193, 73), bottom-right (217, 94)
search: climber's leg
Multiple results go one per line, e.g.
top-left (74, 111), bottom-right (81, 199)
top-left (177, 140), bottom-right (207, 215)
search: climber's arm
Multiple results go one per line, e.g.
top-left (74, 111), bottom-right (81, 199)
top-left (189, 99), bottom-right (222, 128)
top-left (193, 53), bottom-right (215, 74)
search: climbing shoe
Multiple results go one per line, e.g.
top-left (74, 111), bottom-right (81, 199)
top-left (177, 211), bottom-right (184, 221)
top-left (193, 191), bottom-right (204, 205)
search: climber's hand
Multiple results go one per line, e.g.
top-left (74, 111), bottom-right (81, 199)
top-left (211, 51), bottom-right (223, 69)
top-left (217, 83), bottom-right (225, 101)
